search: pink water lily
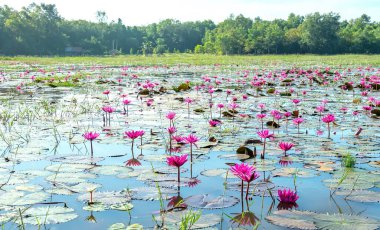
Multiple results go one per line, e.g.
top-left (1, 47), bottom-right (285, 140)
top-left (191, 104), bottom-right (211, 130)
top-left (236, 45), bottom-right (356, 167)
top-left (167, 126), bottom-right (177, 154)
top-left (278, 188), bottom-right (299, 203)
top-left (279, 142), bottom-right (294, 156)
top-left (209, 120), bottom-right (221, 127)
top-left (84, 132), bottom-right (100, 141)
top-left (230, 163), bottom-right (260, 200)
top-left (292, 117), bottom-right (304, 133)
top-left (185, 134), bottom-right (199, 164)
top-left (184, 97), bottom-right (193, 118)
top-left (166, 111), bottom-right (176, 121)
top-left (83, 132), bottom-right (99, 157)
top-left (257, 129), bottom-right (274, 159)
top-left (122, 99), bottom-right (131, 116)
top-left (125, 130), bottom-right (144, 157)
top-left (102, 106), bottom-right (115, 125)
top-left (167, 154), bottom-right (188, 185)
top-left (322, 114), bottom-right (335, 138)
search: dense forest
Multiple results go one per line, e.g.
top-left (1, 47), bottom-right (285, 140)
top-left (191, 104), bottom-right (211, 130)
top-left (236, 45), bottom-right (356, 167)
top-left (0, 3), bottom-right (379, 55)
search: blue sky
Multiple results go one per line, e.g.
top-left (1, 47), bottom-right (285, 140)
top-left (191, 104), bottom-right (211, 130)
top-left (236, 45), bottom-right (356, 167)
top-left (1, 0), bottom-right (379, 25)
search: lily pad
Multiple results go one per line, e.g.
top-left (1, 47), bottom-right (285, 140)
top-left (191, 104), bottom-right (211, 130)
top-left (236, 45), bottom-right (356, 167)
top-left (14, 206), bottom-right (78, 225)
top-left (185, 194), bottom-right (239, 209)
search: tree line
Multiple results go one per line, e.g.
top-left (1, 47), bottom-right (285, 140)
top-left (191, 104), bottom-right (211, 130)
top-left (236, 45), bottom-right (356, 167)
top-left (0, 3), bottom-right (379, 55)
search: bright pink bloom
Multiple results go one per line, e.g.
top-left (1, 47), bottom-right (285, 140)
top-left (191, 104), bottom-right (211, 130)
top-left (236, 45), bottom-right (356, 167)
top-left (123, 99), bottom-right (131, 105)
top-left (279, 142), bottom-right (294, 155)
top-left (185, 134), bottom-right (199, 144)
top-left (257, 129), bottom-right (274, 139)
top-left (166, 154), bottom-right (188, 167)
top-left (256, 113), bottom-right (266, 119)
top-left (362, 106), bottom-right (372, 111)
top-left (166, 111), bottom-right (176, 120)
top-left (284, 112), bottom-right (292, 117)
top-left (83, 132), bottom-right (100, 141)
top-left (184, 97), bottom-right (193, 104)
top-left (103, 90), bottom-right (110, 95)
top-left (102, 106), bottom-right (115, 113)
top-left (230, 163), bottom-right (260, 182)
top-left (209, 120), bottom-right (221, 127)
top-left (322, 114), bottom-right (335, 123)
top-left (292, 117), bottom-right (304, 125)
top-left (172, 135), bottom-right (185, 143)
top-left (292, 99), bottom-right (301, 104)
top-left (278, 188), bottom-right (299, 203)
top-left (316, 105), bottom-right (325, 113)
top-left (124, 130), bottom-right (141, 139)
top-left (217, 103), bottom-right (225, 109)
top-left (167, 126), bottom-right (177, 134)
top-left (274, 113), bottom-right (282, 120)
top-left (229, 103), bottom-right (239, 110)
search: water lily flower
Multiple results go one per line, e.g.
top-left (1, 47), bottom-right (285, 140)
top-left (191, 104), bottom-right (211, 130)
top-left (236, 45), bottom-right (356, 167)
top-left (185, 134), bottom-right (199, 163)
top-left (167, 154), bottom-right (188, 185)
top-left (257, 129), bottom-right (274, 159)
top-left (83, 132), bottom-right (100, 157)
top-left (278, 142), bottom-right (294, 156)
top-left (278, 188), bottom-right (299, 203)
top-left (230, 163), bottom-right (260, 200)
top-left (322, 114), bottom-right (335, 138)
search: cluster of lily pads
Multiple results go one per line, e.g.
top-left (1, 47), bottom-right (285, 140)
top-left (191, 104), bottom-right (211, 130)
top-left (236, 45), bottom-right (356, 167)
top-left (0, 63), bottom-right (379, 229)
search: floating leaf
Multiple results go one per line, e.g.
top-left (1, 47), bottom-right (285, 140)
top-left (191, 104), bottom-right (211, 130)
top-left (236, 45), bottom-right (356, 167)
top-left (335, 190), bottom-right (380, 202)
top-left (83, 202), bottom-right (108, 212)
top-left (46, 163), bottom-right (94, 172)
top-left (200, 168), bottom-right (227, 177)
top-left (46, 172), bottom-right (96, 184)
top-left (49, 155), bottom-right (104, 164)
top-left (14, 206), bottom-right (78, 225)
top-left (129, 186), bottom-right (177, 201)
top-left (314, 213), bottom-right (380, 230)
top-left (110, 203), bottom-right (134, 211)
top-left (78, 191), bottom-right (131, 205)
top-left (90, 165), bottom-right (133, 176)
top-left (108, 223), bottom-right (126, 230)
top-left (185, 194), bottom-right (239, 209)
top-left (272, 168), bottom-right (317, 178)
top-left (266, 210), bottom-right (317, 230)
top-left (164, 210), bottom-right (221, 229)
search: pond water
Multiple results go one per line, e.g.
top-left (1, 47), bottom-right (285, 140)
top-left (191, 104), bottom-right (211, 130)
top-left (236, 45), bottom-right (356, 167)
top-left (0, 63), bottom-right (379, 229)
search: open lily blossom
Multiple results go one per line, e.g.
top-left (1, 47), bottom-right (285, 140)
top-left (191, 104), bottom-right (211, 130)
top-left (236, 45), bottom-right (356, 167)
top-left (167, 154), bottom-right (188, 168)
top-left (209, 120), bottom-right (221, 127)
top-left (166, 111), bottom-right (176, 121)
top-left (83, 132), bottom-right (99, 157)
top-left (167, 154), bottom-right (188, 185)
top-left (230, 163), bottom-right (260, 200)
top-left (322, 114), bottom-right (335, 138)
top-left (125, 130), bottom-right (144, 158)
top-left (124, 130), bottom-right (142, 140)
top-left (278, 188), bottom-right (299, 203)
top-left (278, 142), bottom-right (294, 156)
top-left (83, 132), bottom-right (100, 141)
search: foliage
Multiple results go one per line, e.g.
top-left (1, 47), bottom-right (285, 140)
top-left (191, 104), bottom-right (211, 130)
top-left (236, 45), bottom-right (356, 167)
top-left (0, 4), bottom-right (379, 55)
